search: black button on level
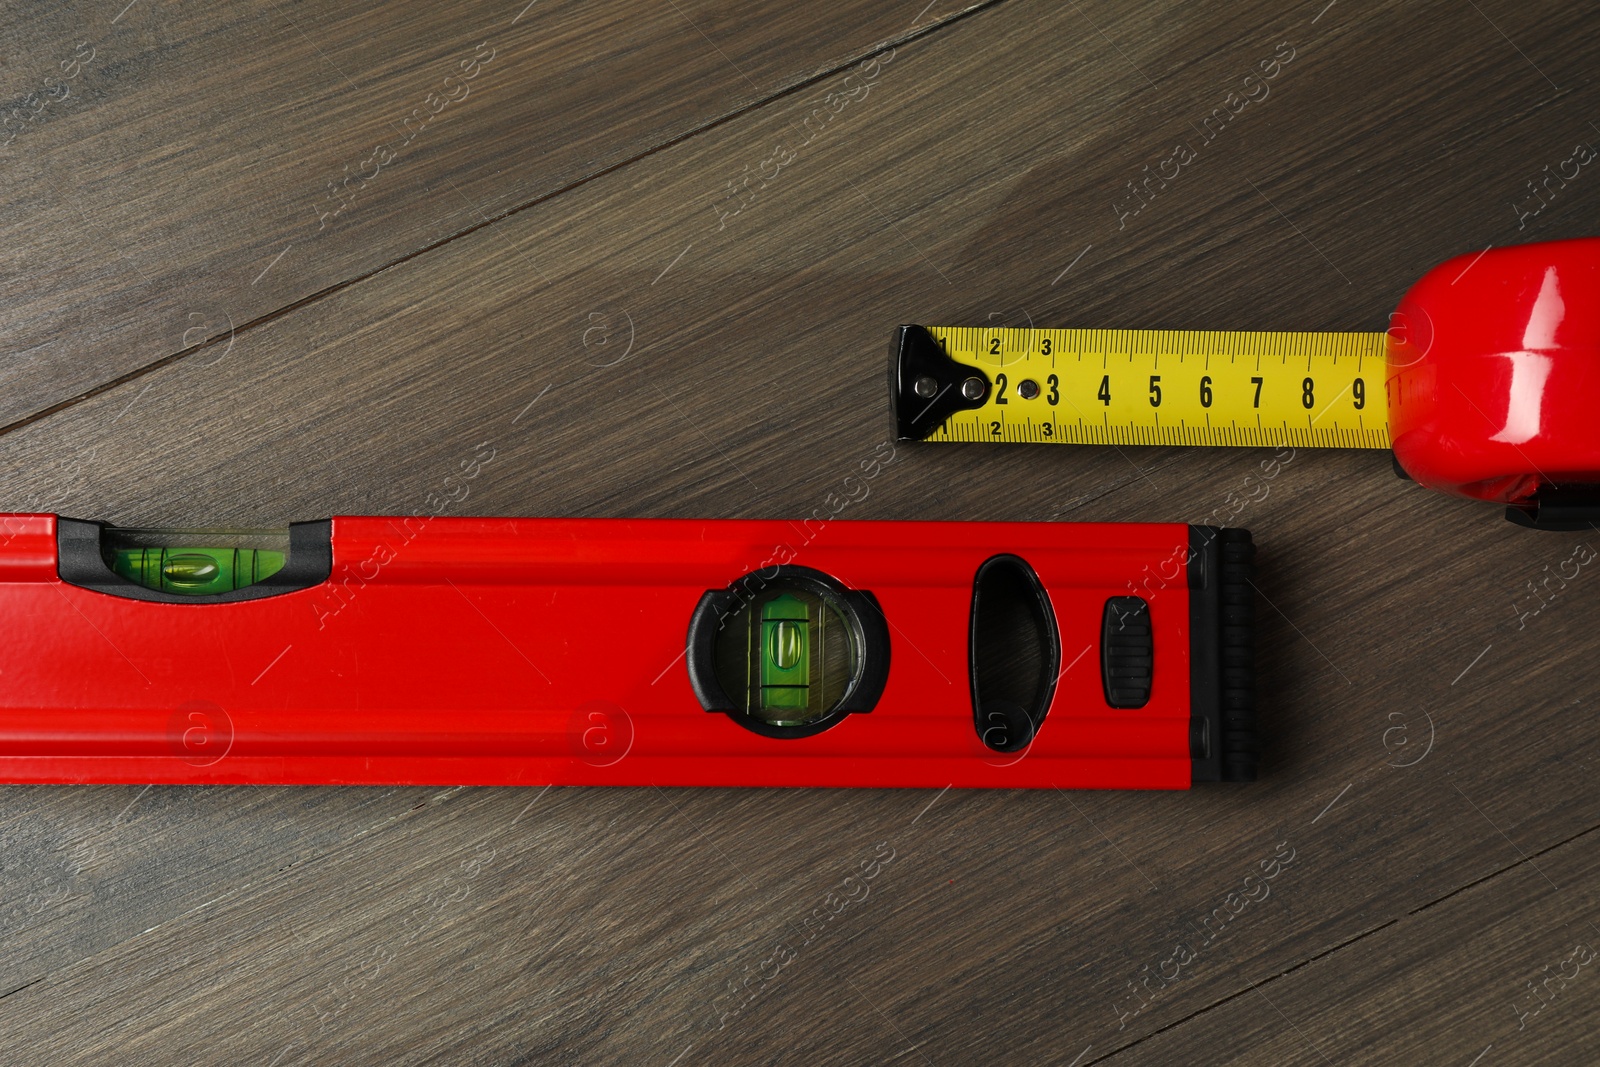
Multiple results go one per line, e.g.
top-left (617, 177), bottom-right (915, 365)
top-left (1101, 597), bottom-right (1152, 708)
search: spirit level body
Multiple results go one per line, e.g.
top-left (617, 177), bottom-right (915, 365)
top-left (0, 514), bottom-right (1254, 789)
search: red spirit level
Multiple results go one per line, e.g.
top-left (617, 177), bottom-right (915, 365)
top-left (893, 237), bottom-right (1600, 529)
top-left (0, 514), bottom-right (1255, 788)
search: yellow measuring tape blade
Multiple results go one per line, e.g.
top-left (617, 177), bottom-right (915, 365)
top-left (922, 327), bottom-right (1391, 448)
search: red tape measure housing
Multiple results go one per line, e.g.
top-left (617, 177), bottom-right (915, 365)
top-left (1389, 237), bottom-right (1600, 526)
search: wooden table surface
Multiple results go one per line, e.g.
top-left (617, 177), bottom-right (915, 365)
top-left (3, 1), bottom-right (1599, 1063)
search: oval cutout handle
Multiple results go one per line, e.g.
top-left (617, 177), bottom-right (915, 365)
top-left (969, 554), bottom-right (1061, 753)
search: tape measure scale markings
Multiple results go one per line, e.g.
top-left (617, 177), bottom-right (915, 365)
top-left (891, 238), bottom-right (1600, 529)
top-left (893, 325), bottom-right (1390, 449)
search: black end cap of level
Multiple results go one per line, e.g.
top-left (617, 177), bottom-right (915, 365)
top-left (889, 325), bottom-right (990, 440)
top-left (1188, 526), bottom-right (1258, 784)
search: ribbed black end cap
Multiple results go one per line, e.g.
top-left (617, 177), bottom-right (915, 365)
top-left (1188, 526), bottom-right (1258, 783)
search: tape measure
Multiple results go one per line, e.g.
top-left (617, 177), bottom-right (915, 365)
top-left (891, 238), bottom-right (1600, 530)
top-left (894, 326), bottom-right (1389, 450)
top-left (0, 513), bottom-right (1257, 788)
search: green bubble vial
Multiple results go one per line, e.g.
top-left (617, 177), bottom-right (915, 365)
top-left (709, 578), bottom-right (860, 728)
top-left (760, 595), bottom-right (812, 711)
top-left (109, 546), bottom-right (287, 596)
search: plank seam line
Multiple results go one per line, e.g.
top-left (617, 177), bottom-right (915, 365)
top-left (0, 0), bottom-right (1015, 445)
top-left (1081, 819), bottom-right (1600, 1065)
top-left (0, 975), bottom-right (46, 1004)
top-left (1078, 918), bottom-right (1401, 1067)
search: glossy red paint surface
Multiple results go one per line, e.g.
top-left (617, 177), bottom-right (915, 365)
top-left (1387, 237), bottom-right (1600, 504)
top-left (0, 514), bottom-right (1203, 788)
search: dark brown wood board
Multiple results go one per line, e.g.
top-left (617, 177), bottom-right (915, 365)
top-left (1, 0), bottom-right (1599, 1063)
top-left (0, 0), bottom-right (985, 428)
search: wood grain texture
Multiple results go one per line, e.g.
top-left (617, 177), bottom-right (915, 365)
top-left (0, 0), bottom-right (984, 427)
top-left (1099, 825), bottom-right (1600, 1066)
top-left (1, 0), bottom-right (1599, 1063)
